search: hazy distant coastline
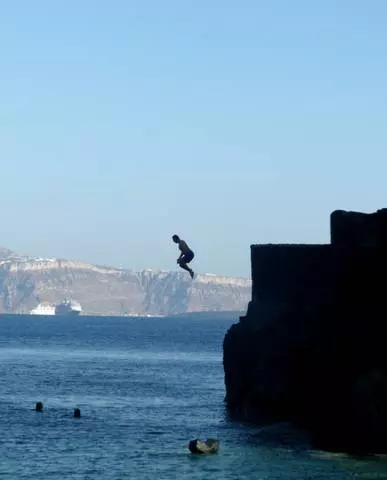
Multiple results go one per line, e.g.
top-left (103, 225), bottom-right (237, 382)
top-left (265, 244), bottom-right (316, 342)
top-left (0, 247), bottom-right (251, 317)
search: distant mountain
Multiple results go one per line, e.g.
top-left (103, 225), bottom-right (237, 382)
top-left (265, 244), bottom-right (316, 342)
top-left (0, 247), bottom-right (17, 260)
top-left (0, 249), bottom-right (251, 316)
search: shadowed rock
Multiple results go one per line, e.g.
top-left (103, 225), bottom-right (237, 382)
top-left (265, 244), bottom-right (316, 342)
top-left (223, 208), bottom-right (387, 454)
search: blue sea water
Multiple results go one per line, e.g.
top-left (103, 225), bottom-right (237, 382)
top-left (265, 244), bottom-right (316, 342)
top-left (0, 315), bottom-right (386, 479)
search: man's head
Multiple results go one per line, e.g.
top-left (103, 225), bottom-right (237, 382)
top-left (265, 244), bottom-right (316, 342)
top-left (172, 234), bottom-right (180, 243)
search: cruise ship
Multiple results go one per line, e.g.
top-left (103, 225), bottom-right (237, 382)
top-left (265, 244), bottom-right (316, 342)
top-left (30, 302), bottom-right (55, 316)
top-left (55, 299), bottom-right (82, 316)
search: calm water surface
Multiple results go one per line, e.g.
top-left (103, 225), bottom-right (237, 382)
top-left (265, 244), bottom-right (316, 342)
top-left (0, 314), bottom-right (386, 479)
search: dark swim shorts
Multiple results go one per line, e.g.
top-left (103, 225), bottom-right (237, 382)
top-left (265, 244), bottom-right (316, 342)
top-left (182, 250), bottom-right (194, 263)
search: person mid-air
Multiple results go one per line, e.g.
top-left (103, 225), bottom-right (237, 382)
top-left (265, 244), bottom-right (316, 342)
top-left (172, 234), bottom-right (195, 279)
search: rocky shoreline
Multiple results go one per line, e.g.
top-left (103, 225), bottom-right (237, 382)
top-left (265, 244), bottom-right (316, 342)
top-left (223, 208), bottom-right (387, 454)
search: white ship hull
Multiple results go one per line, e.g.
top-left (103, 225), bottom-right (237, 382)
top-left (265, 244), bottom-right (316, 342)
top-left (30, 302), bottom-right (55, 315)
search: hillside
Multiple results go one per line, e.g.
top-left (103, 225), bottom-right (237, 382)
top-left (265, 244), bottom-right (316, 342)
top-left (0, 248), bottom-right (251, 316)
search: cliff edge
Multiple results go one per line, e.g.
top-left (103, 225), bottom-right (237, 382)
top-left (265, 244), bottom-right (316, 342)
top-left (223, 208), bottom-right (387, 454)
top-left (0, 250), bottom-right (251, 315)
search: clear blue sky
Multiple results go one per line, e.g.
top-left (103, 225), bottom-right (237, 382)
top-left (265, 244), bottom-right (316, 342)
top-left (0, 1), bottom-right (386, 277)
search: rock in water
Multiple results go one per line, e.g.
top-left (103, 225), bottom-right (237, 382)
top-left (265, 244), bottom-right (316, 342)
top-left (188, 438), bottom-right (219, 454)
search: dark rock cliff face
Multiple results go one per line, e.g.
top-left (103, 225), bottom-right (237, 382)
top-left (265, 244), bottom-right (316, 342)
top-left (0, 251), bottom-right (251, 315)
top-left (223, 208), bottom-right (387, 454)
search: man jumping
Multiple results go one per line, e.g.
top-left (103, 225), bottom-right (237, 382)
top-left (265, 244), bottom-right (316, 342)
top-left (172, 234), bottom-right (195, 279)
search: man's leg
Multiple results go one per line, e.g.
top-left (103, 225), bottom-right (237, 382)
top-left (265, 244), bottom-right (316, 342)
top-left (178, 259), bottom-right (194, 278)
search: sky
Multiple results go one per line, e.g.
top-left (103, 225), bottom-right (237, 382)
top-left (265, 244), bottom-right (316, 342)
top-left (0, 0), bottom-right (386, 277)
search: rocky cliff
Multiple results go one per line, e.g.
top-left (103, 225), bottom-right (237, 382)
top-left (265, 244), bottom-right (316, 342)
top-left (0, 249), bottom-right (251, 315)
top-left (223, 208), bottom-right (387, 454)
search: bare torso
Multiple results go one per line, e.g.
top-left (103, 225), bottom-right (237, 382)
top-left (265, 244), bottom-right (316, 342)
top-left (178, 240), bottom-right (191, 254)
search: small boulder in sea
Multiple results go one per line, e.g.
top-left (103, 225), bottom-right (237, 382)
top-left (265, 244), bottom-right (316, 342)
top-left (73, 408), bottom-right (81, 418)
top-left (188, 438), bottom-right (219, 454)
top-left (35, 402), bottom-right (43, 412)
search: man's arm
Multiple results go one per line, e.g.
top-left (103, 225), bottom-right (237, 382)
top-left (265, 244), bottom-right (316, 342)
top-left (177, 241), bottom-right (187, 262)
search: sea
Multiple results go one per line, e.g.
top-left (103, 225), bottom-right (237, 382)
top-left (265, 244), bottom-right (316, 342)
top-left (0, 314), bottom-right (386, 480)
